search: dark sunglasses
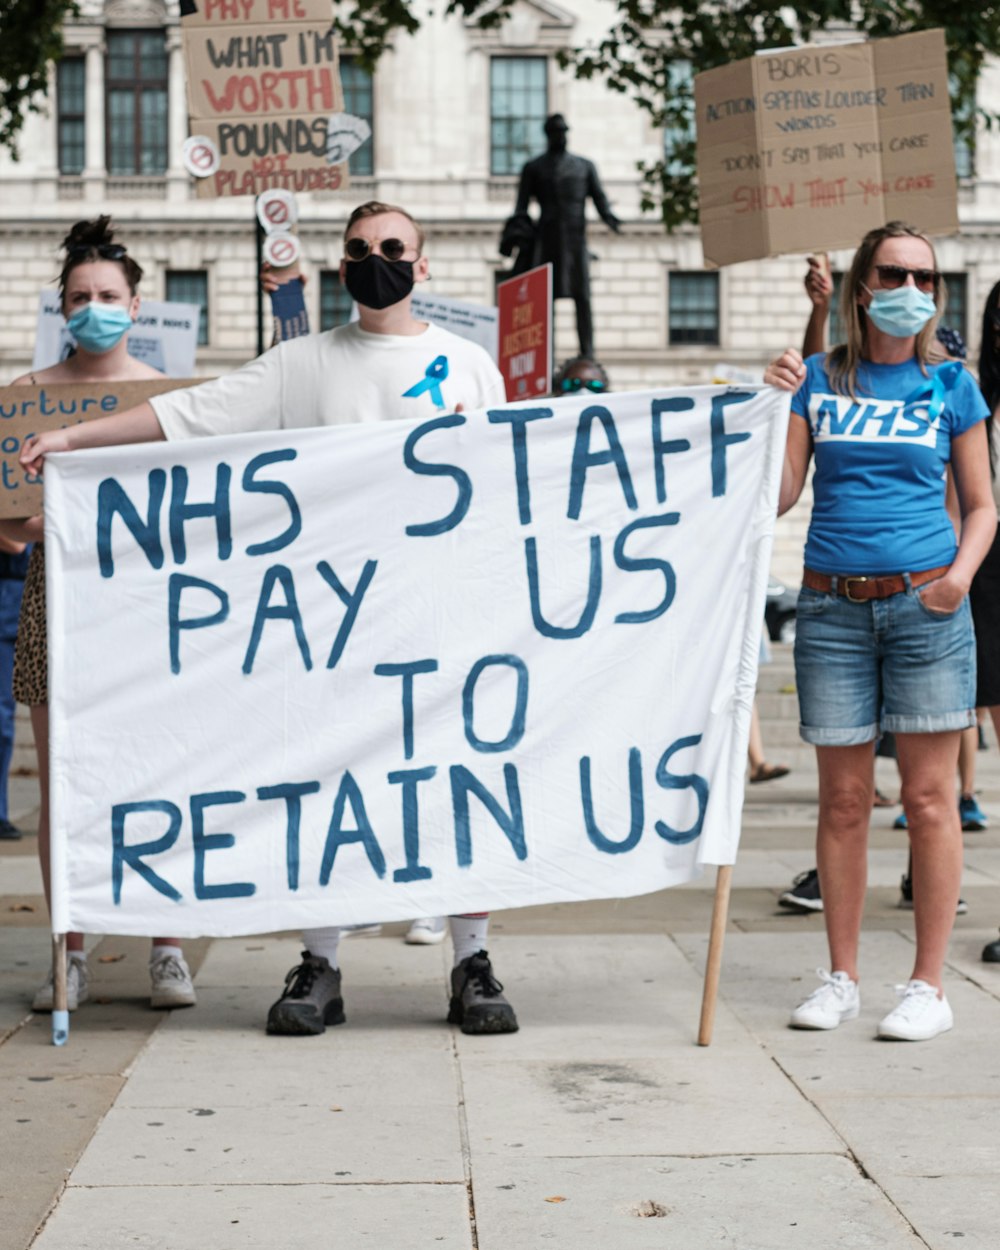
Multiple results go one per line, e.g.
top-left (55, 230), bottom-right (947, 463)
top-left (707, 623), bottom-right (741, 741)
top-left (345, 237), bottom-right (410, 263)
top-left (560, 377), bottom-right (607, 393)
top-left (67, 242), bottom-right (127, 261)
top-left (874, 264), bottom-right (940, 293)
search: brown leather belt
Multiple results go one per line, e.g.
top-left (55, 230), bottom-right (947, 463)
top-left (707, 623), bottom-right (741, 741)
top-left (802, 564), bottom-right (950, 603)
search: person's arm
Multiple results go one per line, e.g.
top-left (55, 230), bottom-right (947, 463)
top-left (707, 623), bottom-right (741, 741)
top-left (588, 162), bottom-right (621, 232)
top-left (763, 348), bottom-right (812, 514)
top-left (801, 254), bottom-right (832, 359)
top-left (513, 164), bottom-right (532, 218)
top-left (0, 524), bottom-right (30, 551)
top-left (921, 420), bottom-right (996, 613)
top-left (19, 401), bottom-right (163, 477)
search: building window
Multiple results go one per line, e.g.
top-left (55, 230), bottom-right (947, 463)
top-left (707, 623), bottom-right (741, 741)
top-left (320, 271), bottom-right (353, 330)
top-left (340, 56), bottom-right (373, 176)
top-left (57, 57), bottom-right (86, 175)
top-left (490, 56), bottom-right (547, 176)
top-left (668, 272), bottom-right (720, 346)
top-left (106, 30), bottom-right (168, 175)
top-left (663, 60), bottom-right (694, 176)
top-left (951, 76), bottom-right (974, 180)
top-left (165, 270), bottom-right (209, 346)
top-left (941, 272), bottom-right (967, 345)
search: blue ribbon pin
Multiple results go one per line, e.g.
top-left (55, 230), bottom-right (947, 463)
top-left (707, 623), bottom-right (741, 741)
top-left (901, 359), bottom-right (963, 424)
top-left (403, 355), bottom-right (449, 409)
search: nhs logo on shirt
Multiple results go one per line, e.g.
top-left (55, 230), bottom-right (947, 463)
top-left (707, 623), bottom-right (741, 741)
top-left (807, 394), bottom-right (939, 448)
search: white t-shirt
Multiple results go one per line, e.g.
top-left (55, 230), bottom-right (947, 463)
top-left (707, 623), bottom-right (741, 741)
top-left (152, 321), bottom-right (506, 440)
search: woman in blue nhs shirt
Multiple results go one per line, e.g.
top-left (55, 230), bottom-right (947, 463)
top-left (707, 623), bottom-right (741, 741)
top-left (764, 222), bottom-right (996, 1042)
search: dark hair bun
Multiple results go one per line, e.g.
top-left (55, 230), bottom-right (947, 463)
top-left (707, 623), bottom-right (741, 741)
top-left (62, 215), bottom-right (116, 253)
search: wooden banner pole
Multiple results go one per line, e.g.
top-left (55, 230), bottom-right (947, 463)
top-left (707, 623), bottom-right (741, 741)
top-left (51, 933), bottom-right (69, 1046)
top-left (697, 864), bottom-right (733, 1047)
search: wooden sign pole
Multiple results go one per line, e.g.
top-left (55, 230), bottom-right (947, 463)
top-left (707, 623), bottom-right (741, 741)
top-left (697, 864), bottom-right (733, 1046)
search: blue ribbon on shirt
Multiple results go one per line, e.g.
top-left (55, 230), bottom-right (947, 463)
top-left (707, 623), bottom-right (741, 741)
top-left (403, 355), bottom-right (449, 409)
top-left (900, 359), bottom-right (963, 424)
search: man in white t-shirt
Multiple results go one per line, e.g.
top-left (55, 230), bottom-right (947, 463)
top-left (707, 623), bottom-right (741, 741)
top-left (22, 201), bottom-right (517, 1039)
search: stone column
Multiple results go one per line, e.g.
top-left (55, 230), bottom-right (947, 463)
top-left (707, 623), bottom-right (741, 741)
top-left (166, 26), bottom-right (188, 202)
top-left (83, 39), bottom-right (105, 202)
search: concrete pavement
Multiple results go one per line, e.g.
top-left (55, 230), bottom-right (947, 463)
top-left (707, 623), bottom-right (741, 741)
top-left (3, 651), bottom-right (1000, 1249)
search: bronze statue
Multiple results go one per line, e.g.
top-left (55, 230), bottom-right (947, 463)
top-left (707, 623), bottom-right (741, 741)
top-left (500, 114), bottom-right (621, 359)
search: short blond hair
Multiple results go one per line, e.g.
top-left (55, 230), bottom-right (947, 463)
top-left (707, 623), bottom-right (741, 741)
top-left (344, 201), bottom-right (425, 254)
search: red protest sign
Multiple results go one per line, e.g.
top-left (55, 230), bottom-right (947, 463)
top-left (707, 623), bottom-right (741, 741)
top-left (496, 264), bottom-right (552, 402)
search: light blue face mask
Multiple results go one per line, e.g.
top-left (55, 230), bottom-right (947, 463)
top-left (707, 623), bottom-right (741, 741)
top-left (863, 284), bottom-right (937, 338)
top-left (66, 302), bottom-right (133, 354)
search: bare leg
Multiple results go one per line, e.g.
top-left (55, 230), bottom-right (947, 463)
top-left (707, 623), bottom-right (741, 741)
top-left (957, 723), bottom-right (978, 799)
top-left (895, 730), bottom-right (963, 992)
top-left (747, 701), bottom-right (765, 772)
top-left (815, 742), bottom-right (875, 982)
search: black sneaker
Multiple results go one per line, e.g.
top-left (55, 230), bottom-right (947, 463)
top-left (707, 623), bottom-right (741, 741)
top-left (266, 951), bottom-right (345, 1036)
top-left (898, 875), bottom-right (967, 916)
top-left (982, 931), bottom-right (1000, 962)
top-left (0, 818), bottom-right (22, 841)
top-left (448, 950), bottom-right (519, 1035)
top-left (779, 868), bottom-right (823, 913)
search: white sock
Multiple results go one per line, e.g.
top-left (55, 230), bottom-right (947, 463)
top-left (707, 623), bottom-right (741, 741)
top-left (149, 944), bottom-right (183, 964)
top-left (449, 915), bottom-right (489, 966)
top-left (302, 927), bottom-right (341, 969)
top-left (68, 950), bottom-right (87, 965)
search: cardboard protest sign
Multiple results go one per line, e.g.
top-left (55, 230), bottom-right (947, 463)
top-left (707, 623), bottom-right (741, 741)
top-left (695, 29), bottom-right (958, 267)
top-left (497, 265), bottom-right (552, 401)
top-left (0, 379), bottom-right (200, 518)
top-left (181, 0), bottom-right (346, 199)
top-left (45, 385), bottom-right (789, 938)
top-left (33, 292), bottom-right (200, 379)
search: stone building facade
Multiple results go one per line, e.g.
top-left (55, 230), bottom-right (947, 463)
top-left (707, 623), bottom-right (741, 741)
top-left (1, 0), bottom-right (999, 582)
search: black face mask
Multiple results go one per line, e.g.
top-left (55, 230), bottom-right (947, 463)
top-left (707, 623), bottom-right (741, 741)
top-left (343, 254), bottom-right (415, 310)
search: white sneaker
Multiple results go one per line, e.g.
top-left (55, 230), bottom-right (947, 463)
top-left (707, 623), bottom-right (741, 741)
top-left (405, 916), bottom-right (447, 945)
top-left (877, 979), bottom-right (953, 1041)
top-left (789, 969), bottom-right (860, 1030)
top-left (149, 951), bottom-right (197, 1009)
top-left (32, 956), bottom-right (89, 1013)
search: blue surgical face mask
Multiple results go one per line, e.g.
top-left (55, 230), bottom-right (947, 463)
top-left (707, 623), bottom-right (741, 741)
top-left (66, 302), bottom-right (133, 354)
top-left (863, 284), bottom-right (937, 338)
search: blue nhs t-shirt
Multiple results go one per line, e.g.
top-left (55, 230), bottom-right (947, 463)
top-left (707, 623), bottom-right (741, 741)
top-left (791, 354), bottom-right (988, 574)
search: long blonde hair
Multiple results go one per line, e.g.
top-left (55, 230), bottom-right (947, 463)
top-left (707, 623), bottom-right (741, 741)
top-left (827, 221), bottom-right (946, 399)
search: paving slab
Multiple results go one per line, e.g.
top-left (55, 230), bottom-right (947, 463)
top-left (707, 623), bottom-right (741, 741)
top-left (672, 929), bottom-right (1000, 1250)
top-left (455, 936), bottom-right (841, 1158)
top-left (32, 1182), bottom-right (473, 1250)
top-left (471, 1155), bottom-right (924, 1250)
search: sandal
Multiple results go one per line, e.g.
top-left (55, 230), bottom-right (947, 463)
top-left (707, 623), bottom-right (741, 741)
top-left (749, 762), bottom-right (790, 784)
top-left (871, 788), bottom-right (895, 808)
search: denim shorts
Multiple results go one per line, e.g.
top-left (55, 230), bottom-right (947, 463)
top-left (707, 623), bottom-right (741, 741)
top-left (793, 577), bottom-right (976, 746)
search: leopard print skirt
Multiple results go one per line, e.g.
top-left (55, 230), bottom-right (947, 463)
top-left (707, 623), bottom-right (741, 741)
top-left (13, 543), bottom-right (47, 706)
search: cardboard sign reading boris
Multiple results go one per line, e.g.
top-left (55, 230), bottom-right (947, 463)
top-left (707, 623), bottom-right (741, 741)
top-left (497, 265), bottom-right (553, 401)
top-left (45, 386), bottom-right (789, 937)
top-left (0, 379), bottom-right (199, 519)
top-left (695, 29), bottom-right (958, 267)
top-left (181, 0), bottom-right (346, 199)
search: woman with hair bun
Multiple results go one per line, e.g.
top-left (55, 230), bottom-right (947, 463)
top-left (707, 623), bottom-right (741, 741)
top-left (5, 217), bottom-right (197, 1014)
top-left (765, 221), bottom-right (994, 1041)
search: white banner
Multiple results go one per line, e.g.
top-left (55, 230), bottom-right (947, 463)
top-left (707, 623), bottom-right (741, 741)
top-left (46, 386), bottom-right (789, 938)
top-left (33, 291), bottom-right (200, 377)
